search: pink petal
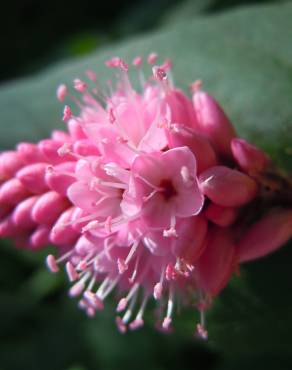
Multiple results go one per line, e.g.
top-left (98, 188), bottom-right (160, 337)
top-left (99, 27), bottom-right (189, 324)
top-left (67, 181), bottom-right (99, 212)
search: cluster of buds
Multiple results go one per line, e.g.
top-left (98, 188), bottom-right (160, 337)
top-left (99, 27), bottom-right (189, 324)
top-left (0, 54), bottom-right (291, 337)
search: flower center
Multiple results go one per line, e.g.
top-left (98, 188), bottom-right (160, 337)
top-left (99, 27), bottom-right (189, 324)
top-left (159, 179), bottom-right (177, 201)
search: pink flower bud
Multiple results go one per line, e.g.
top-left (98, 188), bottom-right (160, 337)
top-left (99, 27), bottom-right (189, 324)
top-left (38, 139), bottom-right (73, 164)
top-left (17, 143), bottom-right (46, 164)
top-left (199, 166), bottom-right (258, 207)
top-left (231, 138), bottom-right (270, 174)
top-left (237, 209), bottom-right (292, 262)
top-left (30, 225), bottom-right (51, 249)
top-left (0, 151), bottom-right (23, 181)
top-left (193, 91), bottom-right (236, 158)
top-left (45, 162), bottom-right (76, 196)
top-left (166, 89), bottom-right (197, 127)
top-left (73, 140), bottom-right (100, 157)
top-left (0, 178), bottom-right (30, 206)
top-left (17, 163), bottom-right (49, 194)
top-left (205, 203), bottom-right (238, 227)
top-left (196, 228), bottom-right (236, 295)
top-left (0, 217), bottom-right (18, 237)
top-left (168, 128), bottom-right (217, 173)
top-left (12, 196), bottom-right (38, 229)
top-left (31, 191), bottom-right (70, 224)
top-left (67, 120), bottom-right (86, 140)
top-left (50, 207), bottom-right (79, 245)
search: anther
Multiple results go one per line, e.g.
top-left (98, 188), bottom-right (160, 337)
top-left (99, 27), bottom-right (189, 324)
top-left (147, 53), bottom-right (158, 65)
top-left (132, 56), bottom-right (143, 67)
top-left (85, 69), bottom-right (97, 82)
top-left (152, 66), bottom-right (167, 81)
top-left (62, 105), bottom-right (72, 122)
top-left (153, 282), bottom-right (163, 300)
top-left (57, 143), bottom-right (72, 157)
top-left (117, 258), bottom-right (128, 274)
top-left (57, 84), bottom-right (67, 102)
top-left (190, 80), bottom-right (202, 93)
top-left (196, 323), bottom-right (208, 340)
top-left (46, 254), bottom-right (59, 273)
top-left (74, 78), bottom-right (88, 93)
top-left (65, 261), bottom-right (79, 282)
top-left (163, 227), bottom-right (178, 238)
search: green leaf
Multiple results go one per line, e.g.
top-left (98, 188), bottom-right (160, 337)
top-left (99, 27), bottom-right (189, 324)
top-left (0, 2), bottom-right (292, 370)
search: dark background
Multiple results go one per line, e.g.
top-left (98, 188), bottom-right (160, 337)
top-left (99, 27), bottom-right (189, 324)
top-left (0, 1), bottom-right (292, 370)
top-left (0, 0), bottom-right (287, 82)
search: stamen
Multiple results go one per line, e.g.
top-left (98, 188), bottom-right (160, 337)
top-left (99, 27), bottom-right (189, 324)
top-left (153, 264), bottom-right (166, 300)
top-left (152, 66), bottom-right (167, 82)
top-left (57, 84), bottom-right (67, 102)
top-left (132, 56), bottom-right (143, 67)
top-left (116, 282), bottom-right (139, 312)
top-left (116, 316), bottom-right (127, 334)
top-left (94, 178), bottom-right (128, 190)
top-left (162, 285), bottom-right (174, 330)
top-left (128, 253), bottom-right (141, 284)
top-left (153, 282), bottom-right (163, 300)
top-left (96, 277), bottom-right (110, 297)
top-left (65, 261), bottom-right (79, 282)
top-left (147, 53), bottom-right (158, 65)
top-left (46, 254), bottom-right (59, 273)
top-left (100, 276), bottom-right (120, 300)
top-left (196, 323), bottom-right (208, 340)
top-left (190, 79), bottom-right (202, 93)
top-left (129, 294), bottom-right (148, 330)
top-left (125, 240), bottom-right (140, 265)
top-left (105, 216), bottom-right (112, 233)
top-left (69, 271), bottom-right (91, 297)
top-left (102, 163), bottom-right (130, 183)
top-left (86, 307), bottom-right (96, 317)
top-left (82, 220), bottom-right (100, 233)
top-left (117, 258), bottom-right (128, 274)
top-left (108, 107), bottom-right (116, 123)
top-left (121, 288), bottom-right (139, 327)
top-left (57, 143), bottom-right (72, 157)
top-left (163, 213), bottom-right (178, 238)
top-left (85, 69), bottom-right (97, 82)
top-left (165, 263), bottom-right (177, 281)
top-left (180, 166), bottom-right (194, 187)
top-left (135, 174), bottom-right (163, 192)
top-left (74, 78), bottom-right (88, 93)
top-left (46, 249), bottom-right (75, 273)
top-left (62, 105), bottom-right (72, 122)
top-left (83, 290), bottom-right (104, 310)
top-left (196, 299), bottom-right (208, 340)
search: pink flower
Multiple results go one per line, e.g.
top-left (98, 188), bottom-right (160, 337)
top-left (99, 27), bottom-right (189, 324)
top-left (0, 53), bottom-right (291, 337)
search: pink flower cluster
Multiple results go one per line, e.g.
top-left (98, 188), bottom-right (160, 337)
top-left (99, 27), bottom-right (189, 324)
top-left (1, 54), bottom-right (291, 337)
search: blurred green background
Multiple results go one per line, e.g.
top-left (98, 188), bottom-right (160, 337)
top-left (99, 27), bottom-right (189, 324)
top-left (1, 1), bottom-right (292, 369)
